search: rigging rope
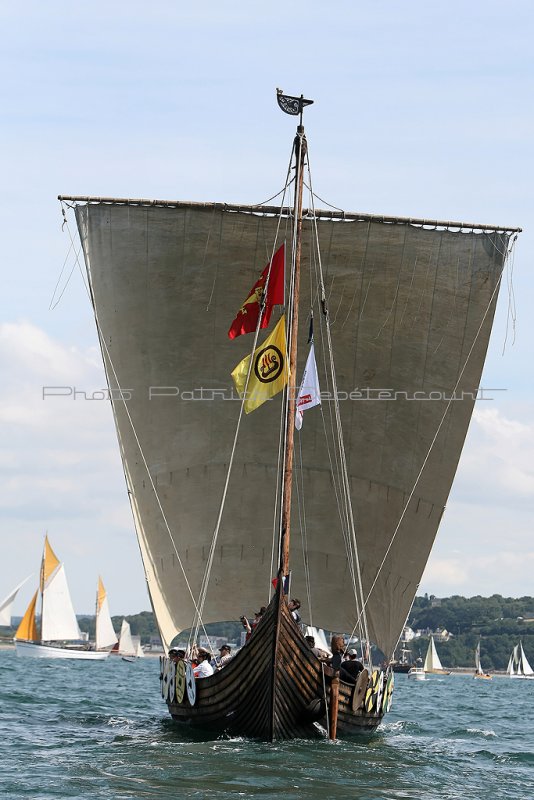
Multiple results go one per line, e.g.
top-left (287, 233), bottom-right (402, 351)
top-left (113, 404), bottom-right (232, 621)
top-left (252, 181), bottom-right (295, 209)
top-left (294, 433), bottom-right (313, 624)
top-left (191, 142), bottom-right (297, 643)
top-left (350, 233), bottom-right (519, 656)
top-left (203, 205), bottom-right (220, 312)
top-left (305, 149), bottom-right (372, 661)
top-left (59, 203), bottom-right (213, 652)
top-left (268, 205), bottom-right (296, 596)
top-left (304, 196), bottom-right (366, 645)
top-left (49, 206), bottom-right (82, 310)
top-left (502, 234), bottom-right (518, 354)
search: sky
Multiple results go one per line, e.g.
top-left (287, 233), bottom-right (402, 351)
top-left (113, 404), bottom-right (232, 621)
top-left (1, 1), bottom-right (533, 617)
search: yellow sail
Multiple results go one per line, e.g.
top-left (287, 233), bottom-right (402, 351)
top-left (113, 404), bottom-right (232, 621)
top-left (95, 576), bottom-right (117, 649)
top-left (14, 590), bottom-right (39, 641)
top-left (97, 576), bottom-right (106, 612)
top-left (40, 535), bottom-right (60, 590)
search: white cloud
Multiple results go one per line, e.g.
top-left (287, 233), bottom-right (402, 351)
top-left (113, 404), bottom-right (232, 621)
top-left (0, 320), bottom-right (88, 383)
top-left (422, 558), bottom-right (470, 589)
top-left (0, 321), bottom-right (147, 617)
top-left (421, 551), bottom-right (534, 598)
top-left (420, 405), bottom-right (534, 596)
top-left (452, 407), bottom-right (534, 506)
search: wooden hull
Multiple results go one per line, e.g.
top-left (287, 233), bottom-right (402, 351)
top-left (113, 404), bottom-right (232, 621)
top-left (392, 663), bottom-right (411, 674)
top-left (165, 595), bottom-right (388, 740)
top-left (15, 640), bottom-right (110, 660)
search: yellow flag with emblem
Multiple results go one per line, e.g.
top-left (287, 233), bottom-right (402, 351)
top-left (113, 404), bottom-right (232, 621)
top-left (231, 315), bottom-right (289, 414)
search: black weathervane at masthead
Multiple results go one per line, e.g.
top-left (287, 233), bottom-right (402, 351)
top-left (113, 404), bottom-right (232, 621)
top-left (276, 88), bottom-right (314, 125)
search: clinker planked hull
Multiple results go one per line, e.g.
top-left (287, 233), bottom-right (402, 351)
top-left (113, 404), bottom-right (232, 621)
top-left (164, 597), bottom-right (386, 740)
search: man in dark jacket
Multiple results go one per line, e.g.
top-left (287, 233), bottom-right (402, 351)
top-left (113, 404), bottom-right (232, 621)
top-left (340, 648), bottom-right (364, 684)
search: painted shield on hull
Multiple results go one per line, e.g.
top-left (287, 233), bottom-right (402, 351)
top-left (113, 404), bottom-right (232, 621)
top-left (176, 659), bottom-right (186, 703)
top-left (186, 663), bottom-right (197, 706)
top-left (352, 667), bottom-right (369, 711)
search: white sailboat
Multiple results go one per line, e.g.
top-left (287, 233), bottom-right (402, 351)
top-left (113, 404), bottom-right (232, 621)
top-left (474, 638), bottom-right (492, 680)
top-left (14, 536), bottom-right (110, 660)
top-left (506, 642), bottom-right (534, 680)
top-left (95, 576), bottom-right (118, 651)
top-left (134, 638), bottom-right (145, 659)
top-left (423, 636), bottom-right (450, 675)
top-left (0, 576), bottom-right (31, 627)
top-left (117, 619), bottom-right (143, 661)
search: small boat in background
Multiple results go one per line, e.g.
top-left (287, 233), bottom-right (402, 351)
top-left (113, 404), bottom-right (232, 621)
top-left (117, 619), bottom-right (144, 661)
top-left (95, 576), bottom-right (118, 652)
top-left (14, 536), bottom-right (112, 660)
top-left (474, 638), bottom-right (492, 680)
top-left (0, 576), bottom-right (31, 628)
top-left (423, 636), bottom-right (451, 675)
top-left (392, 638), bottom-right (412, 674)
top-left (507, 642), bottom-right (534, 680)
top-left (407, 665), bottom-right (425, 681)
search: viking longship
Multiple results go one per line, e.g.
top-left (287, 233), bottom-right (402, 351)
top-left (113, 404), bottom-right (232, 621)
top-left (60, 90), bottom-right (520, 739)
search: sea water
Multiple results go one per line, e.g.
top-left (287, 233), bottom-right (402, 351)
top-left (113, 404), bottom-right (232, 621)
top-left (1, 649), bottom-right (532, 800)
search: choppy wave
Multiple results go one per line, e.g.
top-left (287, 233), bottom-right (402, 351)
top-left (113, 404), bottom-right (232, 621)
top-left (448, 726), bottom-right (497, 739)
top-left (1, 652), bottom-right (533, 799)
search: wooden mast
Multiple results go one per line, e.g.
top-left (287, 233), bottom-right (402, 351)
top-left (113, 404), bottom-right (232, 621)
top-left (274, 90), bottom-right (313, 585)
top-left (269, 92), bottom-right (313, 741)
top-left (279, 120), bottom-right (306, 580)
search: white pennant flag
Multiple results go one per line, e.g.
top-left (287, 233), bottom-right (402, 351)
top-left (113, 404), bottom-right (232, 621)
top-left (295, 343), bottom-right (321, 430)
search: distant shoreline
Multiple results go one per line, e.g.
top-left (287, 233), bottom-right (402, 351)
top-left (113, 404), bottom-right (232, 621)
top-left (0, 642), bottom-right (509, 672)
top-left (0, 641), bottom-right (163, 657)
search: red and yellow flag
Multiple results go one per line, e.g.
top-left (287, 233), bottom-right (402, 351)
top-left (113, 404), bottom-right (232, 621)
top-left (228, 244), bottom-right (285, 339)
top-left (231, 315), bottom-right (288, 413)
